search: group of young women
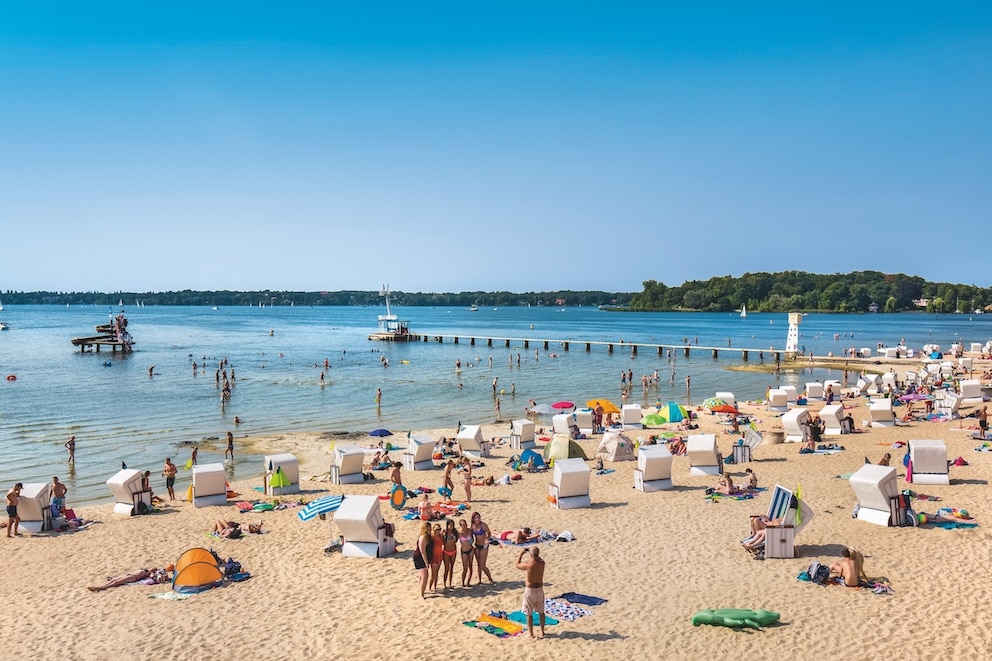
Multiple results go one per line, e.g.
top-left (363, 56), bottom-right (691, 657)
top-left (414, 511), bottom-right (494, 598)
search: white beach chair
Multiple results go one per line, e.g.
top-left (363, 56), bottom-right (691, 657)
top-left (744, 484), bottom-right (815, 558)
top-left (782, 408), bottom-right (810, 443)
top-left (574, 409), bottom-right (594, 436)
top-left (936, 392), bottom-right (960, 419)
top-left (331, 445), bottom-right (367, 485)
top-left (687, 433), bottom-right (722, 476)
top-left (908, 440), bottom-right (949, 485)
top-left (634, 445), bottom-right (673, 492)
top-left (191, 463), bottom-right (227, 507)
top-left (549, 457), bottom-right (591, 509)
top-left (715, 391), bottom-right (737, 408)
top-left (766, 388), bottom-right (788, 412)
top-left (958, 379), bottom-right (983, 405)
top-left (959, 357), bottom-right (973, 373)
top-left (334, 495), bottom-right (396, 558)
top-left (780, 385), bottom-right (798, 405)
top-left (881, 372), bottom-right (898, 392)
top-left (16, 483), bottom-right (52, 533)
top-left (457, 424), bottom-right (489, 458)
top-left (869, 398), bottom-right (895, 427)
top-left (402, 434), bottom-right (435, 471)
top-left (805, 382), bottom-right (824, 402)
top-left (731, 427), bottom-right (763, 463)
top-left (621, 404), bottom-right (643, 429)
top-left (510, 419), bottom-right (536, 451)
top-left (819, 404), bottom-right (845, 436)
top-left (106, 468), bottom-right (152, 516)
top-left (264, 453), bottom-right (300, 496)
top-left (849, 464), bottom-right (899, 526)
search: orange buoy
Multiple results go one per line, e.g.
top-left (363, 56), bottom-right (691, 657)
top-left (5, 375), bottom-right (15, 381)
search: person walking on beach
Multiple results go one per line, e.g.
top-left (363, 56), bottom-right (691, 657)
top-left (225, 431), bottom-right (235, 461)
top-left (6, 483), bottom-right (22, 537)
top-left (515, 546), bottom-right (547, 637)
top-left (979, 406), bottom-right (988, 437)
top-left (162, 458), bottom-right (177, 501)
top-left (65, 435), bottom-right (76, 465)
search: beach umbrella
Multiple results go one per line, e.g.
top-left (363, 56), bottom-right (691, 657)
top-left (586, 399), bottom-right (620, 414)
top-left (703, 397), bottom-right (727, 410)
top-left (530, 404), bottom-right (554, 417)
top-left (369, 428), bottom-right (393, 437)
top-left (297, 495), bottom-right (345, 522)
top-left (710, 404), bottom-right (740, 414)
top-left (551, 401), bottom-right (575, 410)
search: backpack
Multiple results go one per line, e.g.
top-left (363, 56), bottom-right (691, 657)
top-left (807, 561), bottom-right (831, 585)
top-left (224, 558), bottom-right (242, 578)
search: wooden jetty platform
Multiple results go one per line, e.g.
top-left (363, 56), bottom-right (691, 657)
top-left (71, 313), bottom-right (135, 353)
top-left (388, 333), bottom-right (787, 361)
top-left (71, 334), bottom-right (135, 353)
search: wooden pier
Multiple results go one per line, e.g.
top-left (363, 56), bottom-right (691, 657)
top-left (403, 333), bottom-right (785, 362)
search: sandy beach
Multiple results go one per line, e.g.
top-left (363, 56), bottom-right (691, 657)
top-left (4, 361), bottom-right (992, 661)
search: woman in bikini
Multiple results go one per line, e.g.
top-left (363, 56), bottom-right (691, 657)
top-left (414, 521), bottom-right (430, 599)
top-left (462, 457), bottom-right (473, 503)
top-left (442, 460), bottom-right (455, 500)
top-left (429, 524), bottom-right (444, 592)
top-left (470, 511), bottom-right (494, 584)
top-left (442, 519), bottom-right (458, 589)
top-left (457, 517), bottom-right (475, 587)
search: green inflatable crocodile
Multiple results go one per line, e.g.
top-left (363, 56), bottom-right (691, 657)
top-left (691, 608), bottom-right (780, 630)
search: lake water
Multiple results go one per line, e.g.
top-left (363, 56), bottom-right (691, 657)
top-left (2, 304), bottom-right (989, 504)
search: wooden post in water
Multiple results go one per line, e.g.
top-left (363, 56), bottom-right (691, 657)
top-left (712, 349), bottom-right (718, 358)
top-left (608, 344), bottom-right (614, 353)
top-left (543, 341), bottom-right (549, 350)
top-left (505, 339), bottom-right (510, 348)
top-left (657, 345), bottom-right (664, 356)
top-left (585, 342), bottom-right (591, 351)
top-left (742, 350), bottom-right (748, 361)
top-left (563, 342), bottom-right (569, 351)
top-left (684, 346), bottom-right (690, 357)
top-left (487, 338), bottom-right (493, 347)
top-left (631, 345), bottom-right (637, 356)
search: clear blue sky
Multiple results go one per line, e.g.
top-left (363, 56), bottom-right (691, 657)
top-left (2, 3), bottom-right (990, 293)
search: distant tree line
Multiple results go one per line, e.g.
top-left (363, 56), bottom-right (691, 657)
top-left (0, 289), bottom-right (634, 308)
top-left (5, 272), bottom-right (989, 312)
top-left (629, 270), bottom-right (992, 313)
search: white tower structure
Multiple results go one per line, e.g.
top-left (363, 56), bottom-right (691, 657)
top-left (786, 313), bottom-right (802, 358)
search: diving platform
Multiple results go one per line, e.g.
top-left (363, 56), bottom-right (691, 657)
top-left (71, 312), bottom-right (134, 353)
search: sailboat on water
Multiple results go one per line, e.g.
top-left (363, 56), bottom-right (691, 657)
top-left (740, 304), bottom-right (747, 319)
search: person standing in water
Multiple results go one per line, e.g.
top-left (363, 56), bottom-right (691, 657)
top-left (65, 436), bottom-right (76, 465)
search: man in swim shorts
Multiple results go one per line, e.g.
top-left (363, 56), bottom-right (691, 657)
top-left (6, 483), bottom-right (22, 537)
top-left (516, 546), bottom-right (546, 637)
top-left (162, 457), bottom-right (177, 500)
top-left (51, 476), bottom-right (67, 518)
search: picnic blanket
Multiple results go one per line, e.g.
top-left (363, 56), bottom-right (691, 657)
top-left (706, 490), bottom-right (759, 501)
top-left (543, 598), bottom-right (594, 621)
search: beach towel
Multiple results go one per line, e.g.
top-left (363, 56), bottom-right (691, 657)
top-left (507, 610), bottom-right (559, 626)
top-left (706, 491), bottom-right (757, 501)
top-left (554, 592), bottom-right (608, 606)
top-left (498, 530), bottom-right (557, 547)
top-left (149, 591), bottom-right (194, 601)
top-left (462, 621), bottom-right (515, 638)
top-left (543, 598), bottom-right (594, 621)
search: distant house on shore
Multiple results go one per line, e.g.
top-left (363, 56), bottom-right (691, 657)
top-left (868, 302), bottom-right (879, 313)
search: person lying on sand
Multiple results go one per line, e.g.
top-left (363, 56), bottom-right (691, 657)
top-left (214, 520), bottom-right (263, 538)
top-left (87, 566), bottom-right (172, 592)
top-left (500, 528), bottom-right (539, 544)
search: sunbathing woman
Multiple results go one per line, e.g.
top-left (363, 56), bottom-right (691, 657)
top-left (213, 520), bottom-right (262, 537)
top-left (500, 527), bottom-right (538, 544)
top-left (716, 472), bottom-right (736, 495)
top-left (470, 511), bottom-right (494, 584)
top-left (458, 517), bottom-right (475, 587)
top-left (88, 566), bottom-right (172, 592)
top-left (442, 519), bottom-right (458, 589)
